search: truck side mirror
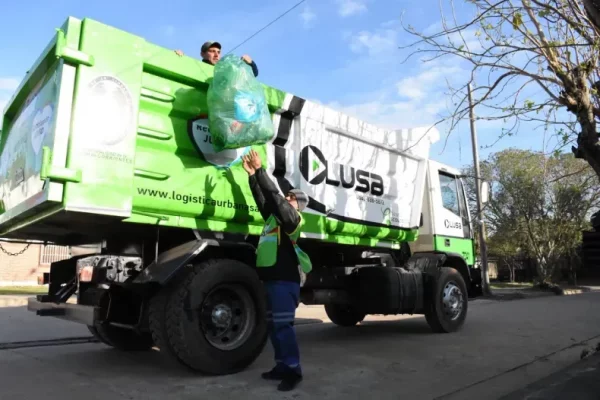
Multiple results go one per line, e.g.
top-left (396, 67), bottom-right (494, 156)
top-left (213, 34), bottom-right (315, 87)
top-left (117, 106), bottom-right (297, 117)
top-left (480, 181), bottom-right (490, 204)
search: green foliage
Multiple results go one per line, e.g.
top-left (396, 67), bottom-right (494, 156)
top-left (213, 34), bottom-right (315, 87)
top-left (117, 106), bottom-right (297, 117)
top-left (512, 12), bottom-right (523, 30)
top-left (463, 149), bottom-right (600, 282)
top-left (538, 9), bottom-right (551, 18)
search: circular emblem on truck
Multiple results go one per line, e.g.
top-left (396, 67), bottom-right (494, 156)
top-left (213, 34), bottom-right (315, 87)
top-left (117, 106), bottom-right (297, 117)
top-left (187, 116), bottom-right (249, 169)
top-left (84, 75), bottom-right (134, 146)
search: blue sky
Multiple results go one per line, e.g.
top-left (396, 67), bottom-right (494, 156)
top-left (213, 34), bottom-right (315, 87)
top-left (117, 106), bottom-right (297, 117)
top-left (0, 0), bottom-right (563, 170)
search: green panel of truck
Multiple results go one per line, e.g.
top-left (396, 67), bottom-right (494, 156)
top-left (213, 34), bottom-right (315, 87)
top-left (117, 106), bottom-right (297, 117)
top-left (0, 16), bottom-right (427, 249)
top-left (433, 235), bottom-right (475, 266)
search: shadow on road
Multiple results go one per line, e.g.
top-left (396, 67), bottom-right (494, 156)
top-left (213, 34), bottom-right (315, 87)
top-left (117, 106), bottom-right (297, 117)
top-left (300, 318), bottom-right (434, 344)
top-left (2, 317), bottom-right (441, 382)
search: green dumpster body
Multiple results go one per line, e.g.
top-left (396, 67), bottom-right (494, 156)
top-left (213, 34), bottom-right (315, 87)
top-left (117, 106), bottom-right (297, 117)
top-left (0, 17), bottom-right (432, 250)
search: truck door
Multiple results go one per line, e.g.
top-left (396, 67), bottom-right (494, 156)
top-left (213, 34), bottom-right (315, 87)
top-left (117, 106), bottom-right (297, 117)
top-left (430, 164), bottom-right (475, 266)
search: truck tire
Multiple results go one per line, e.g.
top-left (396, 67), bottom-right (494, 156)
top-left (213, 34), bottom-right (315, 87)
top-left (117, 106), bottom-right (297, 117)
top-left (164, 258), bottom-right (268, 375)
top-left (88, 325), bottom-right (112, 346)
top-left (148, 286), bottom-right (187, 368)
top-left (424, 267), bottom-right (468, 333)
top-left (325, 304), bottom-right (366, 327)
top-left (88, 323), bottom-right (154, 351)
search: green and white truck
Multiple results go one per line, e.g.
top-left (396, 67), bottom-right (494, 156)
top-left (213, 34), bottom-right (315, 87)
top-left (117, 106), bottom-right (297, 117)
top-left (0, 17), bottom-right (485, 374)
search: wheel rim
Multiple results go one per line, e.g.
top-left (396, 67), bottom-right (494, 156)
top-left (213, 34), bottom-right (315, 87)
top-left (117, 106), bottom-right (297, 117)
top-left (198, 284), bottom-right (256, 351)
top-left (442, 281), bottom-right (464, 321)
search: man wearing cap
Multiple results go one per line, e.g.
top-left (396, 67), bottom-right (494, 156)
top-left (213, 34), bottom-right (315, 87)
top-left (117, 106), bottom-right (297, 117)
top-left (242, 149), bottom-right (311, 392)
top-left (175, 41), bottom-right (259, 77)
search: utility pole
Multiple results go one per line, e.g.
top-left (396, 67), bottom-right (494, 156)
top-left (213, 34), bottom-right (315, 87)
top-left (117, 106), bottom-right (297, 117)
top-left (468, 83), bottom-right (491, 296)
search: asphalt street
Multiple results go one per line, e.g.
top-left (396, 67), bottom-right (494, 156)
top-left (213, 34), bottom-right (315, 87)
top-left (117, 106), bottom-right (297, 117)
top-left (0, 292), bottom-right (598, 400)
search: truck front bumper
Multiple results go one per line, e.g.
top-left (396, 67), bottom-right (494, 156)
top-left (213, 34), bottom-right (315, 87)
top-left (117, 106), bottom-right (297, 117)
top-left (27, 297), bottom-right (98, 326)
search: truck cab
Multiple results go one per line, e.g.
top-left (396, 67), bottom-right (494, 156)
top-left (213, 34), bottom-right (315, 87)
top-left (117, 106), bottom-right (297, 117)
top-left (410, 160), bottom-right (482, 295)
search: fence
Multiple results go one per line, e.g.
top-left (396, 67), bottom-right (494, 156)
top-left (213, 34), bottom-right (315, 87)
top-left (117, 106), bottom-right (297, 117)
top-left (39, 245), bottom-right (71, 265)
top-left (0, 241), bottom-right (71, 285)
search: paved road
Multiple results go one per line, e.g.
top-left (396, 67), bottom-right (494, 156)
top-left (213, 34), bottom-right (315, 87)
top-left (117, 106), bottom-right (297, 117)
top-left (501, 352), bottom-right (600, 400)
top-left (0, 293), bottom-right (599, 400)
top-left (0, 298), bottom-right (90, 343)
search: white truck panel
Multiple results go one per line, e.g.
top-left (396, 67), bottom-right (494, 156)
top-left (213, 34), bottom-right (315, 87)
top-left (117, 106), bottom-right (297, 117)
top-left (266, 96), bottom-right (440, 231)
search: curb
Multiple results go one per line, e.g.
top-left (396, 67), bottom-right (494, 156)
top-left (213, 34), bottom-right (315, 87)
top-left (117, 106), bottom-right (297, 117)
top-left (558, 287), bottom-right (594, 296)
top-left (486, 285), bottom-right (597, 301)
top-left (562, 289), bottom-right (585, 295)
top-left (482, 291), bottom-right (554, 301)
top-left (0, 296), bottom-right (30, 308)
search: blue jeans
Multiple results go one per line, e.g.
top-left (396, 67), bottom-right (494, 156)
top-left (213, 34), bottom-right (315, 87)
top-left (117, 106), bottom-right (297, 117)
top-left (264, 281), bottom-right (302, 376)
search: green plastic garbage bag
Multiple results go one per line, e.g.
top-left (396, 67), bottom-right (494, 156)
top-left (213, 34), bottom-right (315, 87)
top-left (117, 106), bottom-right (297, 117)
top-left (206, 54), bottom-right (274, 152)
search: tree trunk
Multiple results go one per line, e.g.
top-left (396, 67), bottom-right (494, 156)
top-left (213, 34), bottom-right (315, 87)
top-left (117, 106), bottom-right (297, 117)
top-left (536, 257), bottom-right (552, 283)
top-left (569, 253), bottom-right (578, 287)
top-left (575, 115), bottom-right (600, 180)
top-left (566, 255), bottom-right (573, 285)
top-left (566, 63), bottom-right (600, 183)
top-left (583, 0), bottom-right (600, 32)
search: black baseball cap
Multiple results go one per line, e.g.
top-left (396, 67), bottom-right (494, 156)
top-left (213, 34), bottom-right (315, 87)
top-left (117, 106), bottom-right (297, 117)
top-left (201, 41), bottom-right (221, 53)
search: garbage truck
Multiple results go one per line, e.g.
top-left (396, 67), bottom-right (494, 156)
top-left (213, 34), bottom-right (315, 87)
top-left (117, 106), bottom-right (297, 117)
top-left (0, 16), bottom-right (485, 375)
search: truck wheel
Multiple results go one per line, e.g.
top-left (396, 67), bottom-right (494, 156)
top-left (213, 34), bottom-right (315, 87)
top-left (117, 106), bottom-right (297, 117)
top-left (88, 325), bottom-right (111, 346)
top-left (424, 267), bottom-right (468, 333)
top-left (88, 323), bottom-right (154, 351)
top-left (325, 304), bottom-right (366, 327)
top-left (148, 286), bottom-right (186, 368)
top-left (164, 258), bottom-right (268, 375)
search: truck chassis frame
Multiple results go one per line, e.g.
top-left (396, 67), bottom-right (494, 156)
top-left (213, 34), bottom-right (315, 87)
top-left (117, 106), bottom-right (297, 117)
top-left (28, 233), bottom-right (476, 374)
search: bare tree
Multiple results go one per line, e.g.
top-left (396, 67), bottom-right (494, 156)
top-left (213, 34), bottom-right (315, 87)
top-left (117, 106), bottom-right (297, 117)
top-left (400, 0), bottom-right (600, 181)
top-left (583, 0), bottom-right (600, 31)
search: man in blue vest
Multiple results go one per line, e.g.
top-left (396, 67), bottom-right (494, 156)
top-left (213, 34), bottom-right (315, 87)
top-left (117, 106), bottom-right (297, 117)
top-left (242, 149), bottom-right (310, 392)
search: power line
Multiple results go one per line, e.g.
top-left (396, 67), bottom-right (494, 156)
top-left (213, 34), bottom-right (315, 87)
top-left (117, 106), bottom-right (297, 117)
top-left (226, 0), bottom-right (307, 55)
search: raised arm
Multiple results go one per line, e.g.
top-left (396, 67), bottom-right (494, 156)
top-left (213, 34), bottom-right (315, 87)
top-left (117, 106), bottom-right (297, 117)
top-left (248, 173), bottom-right (270, 221)
top-left (241, 55), bottom-right (259, 77)
top-left (242, 150), bottom-right (301, 234)
top-left (253, 168), bottom-right (300, 235)
top-left (243, 153), bottom-right (270, 221)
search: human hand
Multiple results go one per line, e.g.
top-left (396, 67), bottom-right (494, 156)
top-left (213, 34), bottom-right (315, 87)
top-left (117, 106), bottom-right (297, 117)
top-left (241, 54), bottom-right (253, 64)
top-left (242, 155), bottom-right (255, 176)
top-left (248, 149), bottom-right (262, 170)
top-left (174, 49), bottom-right (184, 57)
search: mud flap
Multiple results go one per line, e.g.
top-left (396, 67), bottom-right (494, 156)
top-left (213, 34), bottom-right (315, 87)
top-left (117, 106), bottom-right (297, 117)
top-left (133, 240), bottom-right (208, 285)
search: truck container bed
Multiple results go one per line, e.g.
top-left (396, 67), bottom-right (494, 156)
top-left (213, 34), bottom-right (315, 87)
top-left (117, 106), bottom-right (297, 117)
top-left (0, 16), bottom-right (439, 248)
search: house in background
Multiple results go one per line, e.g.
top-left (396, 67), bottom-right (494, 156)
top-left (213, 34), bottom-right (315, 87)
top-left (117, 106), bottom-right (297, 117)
top-left (0, 240), bottom-right (100, 286)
